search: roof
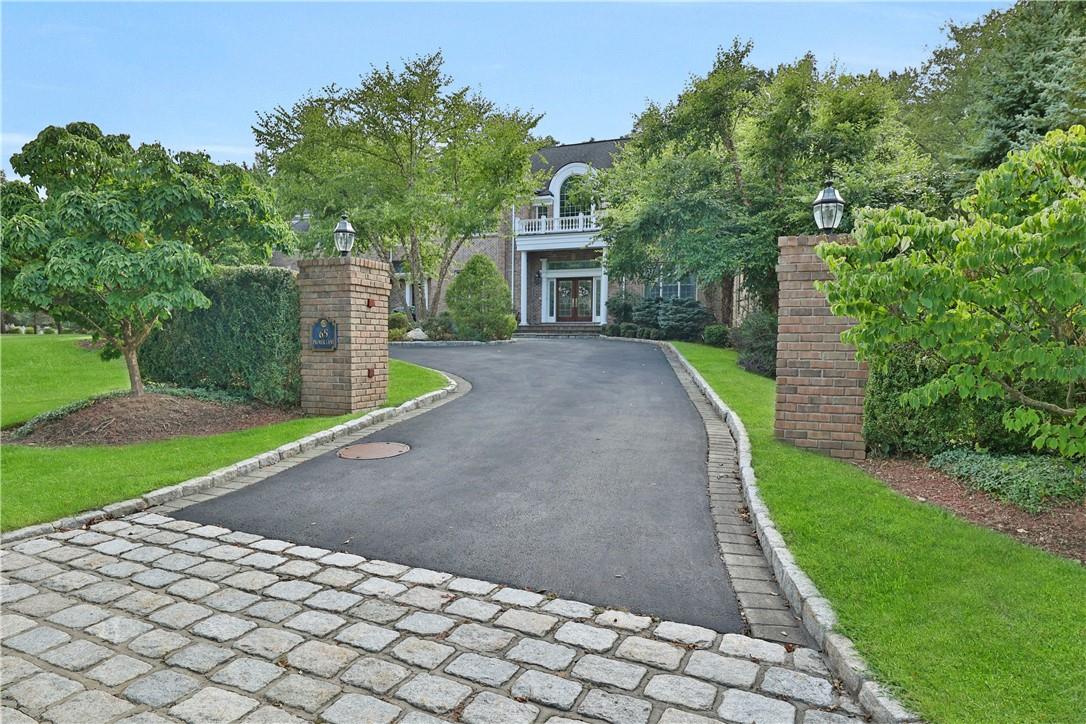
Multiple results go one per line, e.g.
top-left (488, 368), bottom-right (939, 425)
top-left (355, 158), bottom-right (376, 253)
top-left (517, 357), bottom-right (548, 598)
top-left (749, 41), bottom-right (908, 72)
top-left (532, 138), bottom-right (624, 181)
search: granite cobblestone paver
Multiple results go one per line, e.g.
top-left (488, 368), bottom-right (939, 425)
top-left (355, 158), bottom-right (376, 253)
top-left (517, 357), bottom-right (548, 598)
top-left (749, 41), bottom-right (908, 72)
top-left (1, 513), bottom-right (860, 722)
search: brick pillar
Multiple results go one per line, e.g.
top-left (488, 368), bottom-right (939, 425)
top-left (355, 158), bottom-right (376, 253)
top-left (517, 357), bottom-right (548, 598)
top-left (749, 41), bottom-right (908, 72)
top-left (297, 257), bottom-right (391, 416)
top-left (775, 234), bottom-right (867, 460)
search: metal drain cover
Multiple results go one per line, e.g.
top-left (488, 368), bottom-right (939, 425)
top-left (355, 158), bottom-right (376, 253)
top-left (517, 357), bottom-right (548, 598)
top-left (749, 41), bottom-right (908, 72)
top-left (338, 442), bottom-right (410, 460)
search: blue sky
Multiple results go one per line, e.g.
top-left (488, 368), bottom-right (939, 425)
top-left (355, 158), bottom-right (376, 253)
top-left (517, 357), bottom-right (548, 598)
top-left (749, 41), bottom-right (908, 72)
top-left (2, 2), bottom-right (1009, 176)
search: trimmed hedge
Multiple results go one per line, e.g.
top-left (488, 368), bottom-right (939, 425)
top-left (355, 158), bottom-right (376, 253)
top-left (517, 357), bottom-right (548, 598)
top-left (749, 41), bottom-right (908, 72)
top-left (864, 344), bottom-right (1032, 457)
top-left (732, 310), bottom-right (777, 378)
top-left (703, 324), bottom-right (730, 347)
top-left (141, 266), bottom-right (301, 406)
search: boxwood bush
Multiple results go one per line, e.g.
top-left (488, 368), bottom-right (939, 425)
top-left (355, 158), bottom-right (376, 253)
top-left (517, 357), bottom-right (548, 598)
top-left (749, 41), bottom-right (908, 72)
top-left (930, 449), bottom-right (1085, 512)
top-left (141, 266), bottom-right (301, 406)
top-left (703, 324), bottom-right (730, 347)
top-left (422, 312), bottom-right (456, 341)
top-left (731, 310), bottom-right (778, 378)
top-left (619, 322), bottom-right (638, 338)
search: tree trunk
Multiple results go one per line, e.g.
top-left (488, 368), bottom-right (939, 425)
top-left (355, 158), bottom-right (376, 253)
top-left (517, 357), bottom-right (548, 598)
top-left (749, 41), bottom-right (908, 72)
top-left (720, 275), bottom-right (735, 327)
top-left (122, 345), bottom-right (145, 396)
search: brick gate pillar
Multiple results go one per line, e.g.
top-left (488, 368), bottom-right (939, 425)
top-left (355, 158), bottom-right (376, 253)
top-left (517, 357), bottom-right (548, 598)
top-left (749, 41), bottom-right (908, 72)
top-left (775, 234), bottom-right (867, 460)
top-left (297, 257), bottom-right (391, 416)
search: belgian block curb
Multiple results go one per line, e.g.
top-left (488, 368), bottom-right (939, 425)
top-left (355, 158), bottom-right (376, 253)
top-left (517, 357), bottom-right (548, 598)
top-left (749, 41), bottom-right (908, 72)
top-left (390, 339), bottom-right (515, 347)
top-left (665, 343), bottom-right (921, 723)
top-left (0, 373), bottom-right (458, 545)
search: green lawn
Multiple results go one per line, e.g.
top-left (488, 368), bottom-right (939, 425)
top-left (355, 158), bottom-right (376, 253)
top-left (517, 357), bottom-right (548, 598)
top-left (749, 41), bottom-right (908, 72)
top-left (673, 343), bottom-right (1086, 724)
top-left (1, 334), bottom-right (130, 427)
top-left (1, 335), bottom-right (447, 531)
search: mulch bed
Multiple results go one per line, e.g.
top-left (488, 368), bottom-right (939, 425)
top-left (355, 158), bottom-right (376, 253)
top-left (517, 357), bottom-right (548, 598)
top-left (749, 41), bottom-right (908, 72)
top-left (12, 393), bottom-right (299, 447)
top-left (857, 457), bottom-right (1086, 565)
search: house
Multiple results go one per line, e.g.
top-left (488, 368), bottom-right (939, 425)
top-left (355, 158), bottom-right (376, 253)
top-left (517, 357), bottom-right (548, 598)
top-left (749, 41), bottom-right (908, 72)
top-left (281, 138), bottom-right (743, 328)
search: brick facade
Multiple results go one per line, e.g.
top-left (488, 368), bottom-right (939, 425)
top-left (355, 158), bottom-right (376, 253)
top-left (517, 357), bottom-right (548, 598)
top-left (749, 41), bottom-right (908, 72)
top-left (774, 234), bottom-right (867, 460)
top-left (297, 257), bottom-right (391, 416)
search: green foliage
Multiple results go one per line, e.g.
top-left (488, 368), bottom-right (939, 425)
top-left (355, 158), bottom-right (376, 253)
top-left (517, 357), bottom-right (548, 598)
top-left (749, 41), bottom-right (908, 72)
top-left (619, 322), bottom-right (638, 338)
top-left (731, 310), bottom-right (777, 378)
top-left (631, 297), bottom-right (661, 328)
top-left (388, 312), bottom-right (410, 331)
top-left (930, 449), bottom-right (1085, 513)
top-left (649, 328), bottom-right (666, 341)
top-left (864, 344), bottom-right (1030, 457)
top-left (388, 327), bottom-right (406, 342)
top-left (820, 127), bottom-right (1086, 457)
top-left (636, 327), bottom-right (652, 339)
top-left (702, 324), bottom-right (730, 347)
top-left (446, 255), bottom-right (516, 341)
top-left (906, 3), bottom-right (1086, 195)
top-left (1, 123), bottom-right (291, 395)
top-left (601, 44), bottom-right (940, 310)
top-left (254, 52), bottom-right (543, 319)
top-left (140, 266), bottom-right (301, 406)
top-left (421, 312), bottom-right (456, 341)
top-left (658, 298), bottom-right (713, 340)
top-left (606, 289), bottom-right (638, 324)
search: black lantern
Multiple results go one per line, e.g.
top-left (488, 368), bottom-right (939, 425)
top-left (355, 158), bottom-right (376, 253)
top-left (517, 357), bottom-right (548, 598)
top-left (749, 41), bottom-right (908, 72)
top-left (333, 214), bottom-right (356, 257)
top-left (812, 181), bottom-right (845, 233)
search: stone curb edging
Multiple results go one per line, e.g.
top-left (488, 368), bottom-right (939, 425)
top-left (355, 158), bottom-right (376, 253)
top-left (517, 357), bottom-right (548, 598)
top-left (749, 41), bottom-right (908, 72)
top-left (390, 339), bottom-right (516, 347)
top-left (0, 373), bottom-right (459, 545)
top-left (664, 343), bottom-right (922, 724)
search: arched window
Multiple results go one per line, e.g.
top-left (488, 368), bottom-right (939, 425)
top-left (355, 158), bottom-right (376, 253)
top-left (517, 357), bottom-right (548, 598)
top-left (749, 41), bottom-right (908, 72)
top-left (559, 173), bottom-right (593, 218)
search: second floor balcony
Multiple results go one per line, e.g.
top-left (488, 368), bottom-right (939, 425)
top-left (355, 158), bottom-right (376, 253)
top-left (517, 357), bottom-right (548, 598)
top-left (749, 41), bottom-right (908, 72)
top-left (515, 212), bottom-right (600, 236)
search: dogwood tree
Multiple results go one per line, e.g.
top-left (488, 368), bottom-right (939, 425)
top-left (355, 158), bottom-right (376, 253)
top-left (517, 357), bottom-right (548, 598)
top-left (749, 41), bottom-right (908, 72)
top-left (1, 123), bottom-right (291, 394)
top-left (819, 126), bottom-right (1086, 458)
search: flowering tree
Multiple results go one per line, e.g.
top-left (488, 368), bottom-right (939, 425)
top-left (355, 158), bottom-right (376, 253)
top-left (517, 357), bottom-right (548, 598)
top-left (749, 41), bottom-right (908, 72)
top-left (1, 123), bottom-right (291, 394)
top-left (819, 126), bottom-right (1086, 458)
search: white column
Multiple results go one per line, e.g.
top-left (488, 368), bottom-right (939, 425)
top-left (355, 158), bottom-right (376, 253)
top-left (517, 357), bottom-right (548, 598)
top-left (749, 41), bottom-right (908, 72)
top-left (599, 264), bottom-right (609, 324)
top-left (519, 250), bottom-right (528, 326)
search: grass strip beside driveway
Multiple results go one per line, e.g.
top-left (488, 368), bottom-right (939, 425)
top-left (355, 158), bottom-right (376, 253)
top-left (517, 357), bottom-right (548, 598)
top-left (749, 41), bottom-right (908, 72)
top-left (673, 342), bottom-right (1086, 723)
top-left (1, 359), bottom-right (447, 531)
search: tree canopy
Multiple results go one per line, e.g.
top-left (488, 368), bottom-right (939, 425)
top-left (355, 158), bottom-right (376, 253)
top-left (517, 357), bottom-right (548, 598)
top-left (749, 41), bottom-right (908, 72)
top-left (819, 126), bottom-right (1086, 458)
top-left (1, 122), bottom-right (291, 394)
top-left (254, 52), bottom-right (544, 318)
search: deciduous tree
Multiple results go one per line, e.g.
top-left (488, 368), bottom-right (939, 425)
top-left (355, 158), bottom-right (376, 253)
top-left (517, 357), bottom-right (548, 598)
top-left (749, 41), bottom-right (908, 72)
top-left (1, 123), bottom-right (291, 394)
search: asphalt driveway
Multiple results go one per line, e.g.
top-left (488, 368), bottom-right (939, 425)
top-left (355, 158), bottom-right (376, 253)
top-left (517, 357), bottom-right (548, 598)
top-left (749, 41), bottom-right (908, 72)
top-left (177, 338), bottom-right (742, 631)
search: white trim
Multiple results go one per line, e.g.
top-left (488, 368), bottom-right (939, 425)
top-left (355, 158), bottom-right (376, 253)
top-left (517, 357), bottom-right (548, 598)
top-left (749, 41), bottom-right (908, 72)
top-left (519, 250), bottom-right (528, 326)
top-left (516, 234), bottom-right (604, 252)
top-left (541, 263), bottom-right (605, 324)
top-left (548, 162), bottom-right (591, 209)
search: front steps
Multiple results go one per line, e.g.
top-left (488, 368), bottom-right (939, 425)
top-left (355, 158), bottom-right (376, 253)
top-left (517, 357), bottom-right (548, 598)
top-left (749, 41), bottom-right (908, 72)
top-left (514, 323), bottom-right (604, 338)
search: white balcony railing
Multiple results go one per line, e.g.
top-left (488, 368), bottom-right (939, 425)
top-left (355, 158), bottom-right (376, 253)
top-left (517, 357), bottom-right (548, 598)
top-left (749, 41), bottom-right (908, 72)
top-left (516, 213), bottom-right (600, 235)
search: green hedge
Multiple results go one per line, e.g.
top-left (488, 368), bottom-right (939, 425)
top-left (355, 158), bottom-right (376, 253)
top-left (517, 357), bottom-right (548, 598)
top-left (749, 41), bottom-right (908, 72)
top-left (141, 266), bottom-right (301, 406)
top-left (446, 255), bottom-right (517, 341)
top-left (732, 310), bottom-right (777, 378)
top-left (864, 344), bottom-right (1031, 457)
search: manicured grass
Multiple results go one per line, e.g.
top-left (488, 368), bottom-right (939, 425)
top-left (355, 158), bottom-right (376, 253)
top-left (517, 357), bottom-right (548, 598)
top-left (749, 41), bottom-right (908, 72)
top-left (673, 343), bottom-right (1086, 724)
top-left (1, 356), bottom-right (447, 531)
top-left (0, 335), bottom-right (129, 427)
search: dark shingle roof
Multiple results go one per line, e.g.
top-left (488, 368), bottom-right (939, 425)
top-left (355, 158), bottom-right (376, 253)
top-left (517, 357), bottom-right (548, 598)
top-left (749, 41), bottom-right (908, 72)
top-left (532, 138), bottom-right (623, 181)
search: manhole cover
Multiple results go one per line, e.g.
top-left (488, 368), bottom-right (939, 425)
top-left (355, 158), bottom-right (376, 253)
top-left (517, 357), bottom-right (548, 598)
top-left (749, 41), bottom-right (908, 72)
top-left (338, 442), bottom-right (410, 460)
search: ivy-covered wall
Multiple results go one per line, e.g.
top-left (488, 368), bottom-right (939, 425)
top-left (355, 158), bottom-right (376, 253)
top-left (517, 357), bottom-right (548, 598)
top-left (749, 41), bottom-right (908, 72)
top-left (141, 266), bottom-right (301, 405)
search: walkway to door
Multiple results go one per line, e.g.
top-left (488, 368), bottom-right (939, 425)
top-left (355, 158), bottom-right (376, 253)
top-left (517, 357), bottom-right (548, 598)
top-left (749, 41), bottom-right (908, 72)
top-left (176, 339), bottom-right (742, 632)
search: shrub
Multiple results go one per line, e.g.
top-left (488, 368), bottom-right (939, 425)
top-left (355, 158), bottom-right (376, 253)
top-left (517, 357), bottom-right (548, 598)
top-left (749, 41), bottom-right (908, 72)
top-left (703, 324), bottom-right (730, 347)
top-left (422, 312), bottom-right (456, 341)
top-left (602, 323), bottom-right (619, 337)
top-left (649, 328), bottom-right (666, 341)
top-left (607, 290), bottom-right (639, 324)
top-left (141, 266), bottom-right (301, 406)
top-left (42, 327), bottom-right (56, 334)
top-left (388, 327), bottom-right (406, 342)
top-left (930, 449), bottom-right (1085, 513)
top-left (389, 312), bottom-right (410, 331)
top-left (864, 344), bottom-right (1032, 457)
top-left (620, 322), bottom-right (638, 338)
top-left (658, 298), bottom-right (713, 340)
top-left (732, 310), bottom-right (777, 378)
top-left (446, 255), bottom-right (516, 341)
top-left (637, 327), bottom-right (652, 339)
top-left (631, 297), bottom-right (661, 328)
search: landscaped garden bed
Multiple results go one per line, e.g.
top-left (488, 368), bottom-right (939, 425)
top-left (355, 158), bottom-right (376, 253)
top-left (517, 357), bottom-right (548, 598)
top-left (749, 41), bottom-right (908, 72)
top-left (674, 342), bottom-right (1086, 723)
top-left (0, 334), bottom-right (448, 531)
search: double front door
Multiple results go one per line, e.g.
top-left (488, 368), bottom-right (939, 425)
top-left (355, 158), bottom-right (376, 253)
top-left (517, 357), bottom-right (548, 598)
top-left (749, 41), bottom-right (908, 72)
top-left (556, 278), bottom-right (594, 322)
